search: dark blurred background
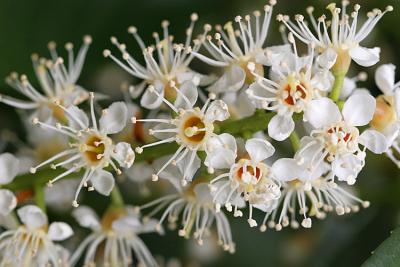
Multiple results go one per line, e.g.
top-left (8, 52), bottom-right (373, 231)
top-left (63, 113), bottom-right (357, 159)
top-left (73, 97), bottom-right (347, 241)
top-left (0, 0), bottom-right (399, 266)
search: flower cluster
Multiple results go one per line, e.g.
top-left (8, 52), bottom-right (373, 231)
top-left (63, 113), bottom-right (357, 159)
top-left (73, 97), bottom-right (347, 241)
top-left (0, 1), bottom-right (397, 266)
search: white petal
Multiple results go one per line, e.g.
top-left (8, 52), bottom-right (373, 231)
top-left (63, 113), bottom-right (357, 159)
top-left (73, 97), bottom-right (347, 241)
top-left (349, 46), bottom-right (380, 67)
top-left (317, 48), bottom-right (337, 69)
top-left (0, 153), bottom-right (20, 184)
top-left (207, 65), bottom-right (246, 93)
top-left (257, 44), bottom-right (292, 66)
top-left (359, 129), bottom-right (388, 154)
top-left (375, 64), bottom-right (396, 95)
top-left (125, 162), bottom-right (153, 183)
top-left (174, 81), bottom-right (198, 109)
top-left (177, 151), bottom-right (201, 182)
top-left (113, 142), bottom-right (135, 168)
top-left (155, 156), bottom-right (183, 192)
top-left (48, 222), bottom-right (74, 241)
top-left (66, 105), bottom-right (89, 130)
top-left (340, 77), bottom-right (356, 99)
top-left (100, 102), bottom-right (128, 134)
top-left (112, 215), bottom-right (141, 234)
top-left (311, 70), bottom-right (334, 92)
top-left (271, 158), bottom-right (305, 182)
top-left (205, 100), bottom-right (230, 122)
top-left (0, 189), bottom-right (16, 215)
top-left (395, 90), bottom-right (400, 117)
top-left (206, 133), bottom-right (237, 154)
top-left (17, 205), bottom-right (48, 230)
top-left (72, 205), bottom-right (101, 230)
top-left (205, 148), bottom-right (236, 170)
top-left (305, 98), bottom-right (341, 129)
top-left (193, 184), bottom-right (212, 203)
top-left (343, 93), bottom-right (375, 126)
top-left (332, 154), bottom-right (363, 184)
top-left (140, 81), bottom-right (164, 109)
top-left (129, 81), bottom-right (146, 99)
top-left (90, 170), bottom-right (115, 196)
top-left (245, 138), bottom-right (275, 162)
top-left (267, 114), bottom-right (294, 141)
top-left (381, 123), bottom-right (400, 146)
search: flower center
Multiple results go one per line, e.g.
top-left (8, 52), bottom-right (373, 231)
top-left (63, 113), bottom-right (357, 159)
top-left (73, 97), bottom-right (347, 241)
top-left (177, 109), bottom-right (213, 149)
top-left (233, 159), bottom-right (268, 189)
top-left (318, 123), bottom-right (359, 156)
top-left (279, 74), bottom-right (311, 111)
top-left (101, 208), bottom-right (127, 231)
top-left (371, 95), bottom-right (397, 131)
top-left (80, 134), bottom-right (111, 165)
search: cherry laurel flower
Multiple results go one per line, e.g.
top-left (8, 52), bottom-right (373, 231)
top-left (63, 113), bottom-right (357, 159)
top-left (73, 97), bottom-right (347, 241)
top-left (278, 1), bottom-right (393, 69)
top-left (270, 156), bottom-right (369, 231)
top-left (132, 83), bottom-right (229, 185)
top-left (246, 35), bottom-right (333, 141)
top-left (192, 0), bottom-right (277, 93)
top-left (370, 64), bottom-right (400, 166)
top-left (0, 205), bottom-right (73, 267)
top-left (104, 14), bottom-right (212, 109)
top-left (29, 94), bottom-right (135, 207)
top-left (140, 157), bottom-right (235, 252)
top-left (300, 93), bottom-right (388, 185)
top-left (207, 137), bottom-right (280, 228)
top-left (0, 153), bottom-right (19, 218)
top-left (0, 36), bottom-right (92, 122)
top-left (70, 206), bottom-right (159, 267)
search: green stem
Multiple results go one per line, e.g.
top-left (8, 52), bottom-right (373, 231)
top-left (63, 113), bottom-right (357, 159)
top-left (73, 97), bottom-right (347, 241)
top-left (110, 184), bottom-right (124, 208)
top-left (34, 184), bottom-right (46, 212)
top-left (289, 131), bottom-right (300, 152)
top-left (329, 72), bottom-right (346, 102)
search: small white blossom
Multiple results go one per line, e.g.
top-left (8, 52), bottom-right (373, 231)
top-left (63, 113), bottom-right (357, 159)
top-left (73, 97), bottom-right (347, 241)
top-left (29, 94), bottom-right (135, 207)
top-left (104, 14), bottom-right (212, 109)
top-left (193, 1), bottom-right (277, 93)
top-left (270, 156), bottom-right (369, 231)
top-left (370, 64), bottom-right (400, 166)
top-left (300, 93), bottom-right (388, 185)
top-left (0, 36), bottom-right (92, 122)
top-left (140, 157), bottom-right (235, 252)
top-left (208, 137), bottom-right (280, 228)
top-left (70, 206), bottom-right (159, 267)
top-left (246, 39), bottom-right (332, 141)
top-left (278, 2), bottom-right (393, 68)
top-left (0, 205), bottom-right (73, 267)
top-left (133, 84), bottom-right (229, 184)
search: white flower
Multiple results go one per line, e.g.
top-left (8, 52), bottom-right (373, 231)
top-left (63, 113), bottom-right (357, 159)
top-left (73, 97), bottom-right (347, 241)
top-left (246, 38), bottom-right (332, 141)
top-left (0, 205), bottom-right (73, 267)
top-left (132, 84), bottom-right (229, 185)
top-left (0, 36), bottom-right (92, 122)
top-left (208, 137), bottom-right (280, 227)
top-left (300, 93), bottom-right (388, 184)
top-left (104, 14), bottom-right (212, 109)
top-left (278, 2), bottom-right (393, 68)
top-left (140, 158), bottom-right (235, 252)
top-left (70, 206), bottom-right (159, 267)
top-left (370, 64), bottom-right (400, 167)
top-left (0, 153), bottom-right (19, 216)
top-left (192, 1), bottom-right (276, 93)
top-left (29, 94), bottom-right (135, 207)
top-left (269, 157), bottom-right (369, 231)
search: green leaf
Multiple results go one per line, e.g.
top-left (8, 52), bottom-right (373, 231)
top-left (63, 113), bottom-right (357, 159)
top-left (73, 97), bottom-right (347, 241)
top-left (362, 227), bottom-right (400, 267)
